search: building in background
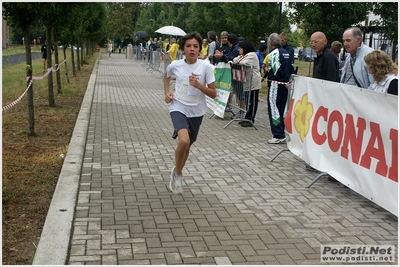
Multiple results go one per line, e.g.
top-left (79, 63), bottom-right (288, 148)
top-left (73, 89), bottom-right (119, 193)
top-left (362, 12), bottom-right (397, 58)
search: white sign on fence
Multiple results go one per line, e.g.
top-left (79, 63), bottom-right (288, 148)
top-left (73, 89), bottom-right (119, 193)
top-left (284, 76), bottom-right (398, 216)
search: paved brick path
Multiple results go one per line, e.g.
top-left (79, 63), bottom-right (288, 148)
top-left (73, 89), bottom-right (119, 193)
top-left (47, 53), bottom-right (397, 265)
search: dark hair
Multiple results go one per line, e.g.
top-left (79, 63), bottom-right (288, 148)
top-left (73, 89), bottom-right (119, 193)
top-left (227, 34), bottom-right (238, 45)
top-left (207, 31), bottom-right (217, 41)
top-left (258, 44), bottom-right (267, 52)
top-left (238, 41), bottom-right (255, 55)
top-left (180, 32), bottom-right (203, 51)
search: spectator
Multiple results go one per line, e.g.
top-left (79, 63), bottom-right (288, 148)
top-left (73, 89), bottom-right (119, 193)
top-left (199, 38), bottom-right (209, 60)
top-left (364, 50), bottom-right (398, 95)
top-left (262, 52), bottom-right (271, 81)
top-left (167, 38), bottom-right (180, 61)
top-left (330, 40), bottom-right (343, 78)
top-left (207, 31), bottom-right (220, 65)
top-left (238, 36), bottom-right (245, 42)
top-left (141, 38), bottom-right (147, 60)
top-left (163, 32), bottom-right (216, 194)
top-left (266, 33), bottom-right (294, 144)
top-left (256, 44), bottom-right (267, 73)
top-left (280, 32), bottom-right (294, 64)
top-left (214, 31), bottom-right (229, 66)
top-left (306, 32), bottom-right (340, 175)
top-left (311, 31), bottom-right (340, 82)
top-left (149, 39), bottom-right (158, 62)
top-left (218, 31), bottom-right (230, 55)
top-left (214, 34), bottom-right (240, 63)
top-left (214, 34), bottom-right (241, 116)
top-left (135, 36), bottom-right (140, 47)
top-left (41, 40), bottom-right (54, 71)
top-left (157, 37), bottom-right (164, 50)
top-left (107, 41), bottom-right (113, 59)
top-left (330, 40), bottom-right (342, 62)
top-left (340, 26), bottom-right (374, 89)
top-left (232, 41), bottom-right (262, 127)
top-left (163, 38), bottom-right (170, 52)
top-left (147, 37), bottom-right (153, 48)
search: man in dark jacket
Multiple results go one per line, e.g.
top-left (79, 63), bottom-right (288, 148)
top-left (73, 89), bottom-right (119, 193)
top-left (307, 31), bottom-right (340, 176)
top-left (311, 31), bottom-right (339, 82)
top-left (214, 34), bottom-right (239, 63)
top-left (280, 32), bottom-right (294, 64)
top-left (215, 31), bottom-right (230, 65)
top-left (267, 33), bottom-right (294, 144)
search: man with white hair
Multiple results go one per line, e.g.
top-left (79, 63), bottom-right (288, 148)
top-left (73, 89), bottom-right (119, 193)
top-left (266, 33), bottom-right (294, 144)
top-left (340, 26), bottom-right (374, 89)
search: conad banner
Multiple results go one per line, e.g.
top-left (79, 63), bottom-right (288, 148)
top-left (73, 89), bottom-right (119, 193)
top-left (284, 76), bottom-right (398, 216)
top-left (206, 62), bottom-right (232, 118)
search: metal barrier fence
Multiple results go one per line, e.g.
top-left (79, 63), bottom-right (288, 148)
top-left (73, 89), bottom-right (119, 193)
top-left (131, 48), bottom-right (189, 77)
top-left (133, 46), bottom-right (142, 61)
top-left (223, 63), bottom-right (257, 129)
top-left (163, 53), bottom-right (171, 74)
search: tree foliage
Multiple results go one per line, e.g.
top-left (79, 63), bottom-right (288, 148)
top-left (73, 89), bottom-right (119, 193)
top-left (107, 2), bottom-right (141, 41)
top-left (370, 2), bottom-right (398, 40)
top-left (288, 2), bottom-right (375, 45)
top-left (133, 2), bottom-right (290, 44)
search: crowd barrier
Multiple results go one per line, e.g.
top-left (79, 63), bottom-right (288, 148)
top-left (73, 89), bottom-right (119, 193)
top-left (207, 62), bottom-right (257, 130)
top-left (132, 47), bottom-right (164, 75)
top-left (224, 63), bottom-right (257, 129)
top-left (271, 75), bottom-right (398, 216)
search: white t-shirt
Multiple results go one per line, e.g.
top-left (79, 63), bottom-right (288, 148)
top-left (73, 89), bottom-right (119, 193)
top-left (108, 43), bottom-right (113, 51)
top-left (166, 59), bottom-right (215, 117)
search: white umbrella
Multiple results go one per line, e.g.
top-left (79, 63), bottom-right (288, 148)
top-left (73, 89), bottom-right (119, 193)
top-left (155, 26), bottom-right (186, 36)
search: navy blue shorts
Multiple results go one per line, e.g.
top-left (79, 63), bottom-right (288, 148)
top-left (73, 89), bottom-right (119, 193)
top-left (170, 111), bottom-right (203, 145)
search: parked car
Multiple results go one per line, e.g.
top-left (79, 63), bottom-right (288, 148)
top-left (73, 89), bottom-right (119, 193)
top-left (299, 48), bottom-right (317, 62)
top-left (294, 48), bottom-right (299, 59)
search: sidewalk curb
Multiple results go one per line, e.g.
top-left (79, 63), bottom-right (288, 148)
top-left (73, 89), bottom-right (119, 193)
top-left (32, 56), bottom-right (100, 265)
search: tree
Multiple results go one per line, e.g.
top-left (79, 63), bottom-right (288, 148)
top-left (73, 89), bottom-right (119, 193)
top-left (288, 2), bottom-right (374, 46)
top-left (107, 3), bottom-right (141, 44)
top-left (39, 2), bottom-right (58, 106)
top-left (2, 3), bottom-right (42, 136)
top-left (371, 2), bottom-right (398, 40)
top-left (371, 2), bottom-right (398, 60)
top-left (134, 2), bottom-right (288, 45)
top-left (221, 2), bottom-right (284, 42)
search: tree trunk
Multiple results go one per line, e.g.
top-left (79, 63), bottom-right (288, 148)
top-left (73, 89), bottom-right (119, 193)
top-left (46, 27), bottom-right (55, 106)
top-left (24, 29), bottom-right (35, 136)
top-left (63, 46), bottom-right (70, 83)
top-left (53, 31), bottom-right (62, 94)
top-left (81, 41), bottom-right (84, 67)
top-left (76, 43), bottom-right (81, 71)
top-left (71, 45), bottom-right (76, 77)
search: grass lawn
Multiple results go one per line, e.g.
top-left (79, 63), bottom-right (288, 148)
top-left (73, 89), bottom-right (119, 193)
top-left (2, 45), bottom-right (42, 56)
